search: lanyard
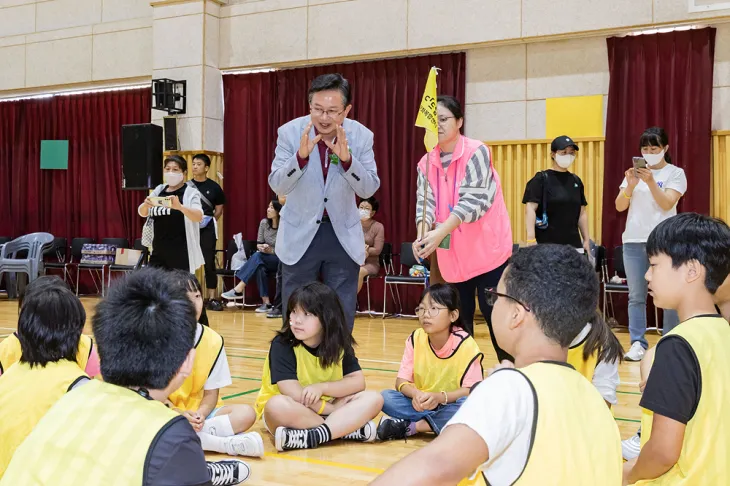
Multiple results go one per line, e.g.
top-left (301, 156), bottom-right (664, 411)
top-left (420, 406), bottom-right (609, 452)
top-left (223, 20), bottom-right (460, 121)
top-left (434, 152), bottom-right (460, 221)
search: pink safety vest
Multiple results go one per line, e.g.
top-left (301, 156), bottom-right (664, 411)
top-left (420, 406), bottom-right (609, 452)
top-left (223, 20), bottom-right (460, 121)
top-left (417, 135), bottom-right (513, 283)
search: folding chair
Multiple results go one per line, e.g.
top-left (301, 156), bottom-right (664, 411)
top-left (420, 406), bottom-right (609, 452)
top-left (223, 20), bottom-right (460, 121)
top-left (76, 238), bottom-right (128, 297)
top-left (42, 237), bottom-right (69, 282)
top-left (603, 245), bottom-right (659, 332)
top-left (358, 242), bottom-right (394, 317)
top-left (382, 242), bottom-right (428, 318)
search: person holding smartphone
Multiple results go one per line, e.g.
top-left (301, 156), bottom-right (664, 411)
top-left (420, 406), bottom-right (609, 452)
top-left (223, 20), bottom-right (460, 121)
top-left (222, 199), bottom-right (282, 313)
top-left (614, 126), bottom-right (687, 362)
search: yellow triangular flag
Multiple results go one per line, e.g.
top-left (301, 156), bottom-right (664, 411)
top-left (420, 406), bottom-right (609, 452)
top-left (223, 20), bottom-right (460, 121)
top-left (415, 67), bottom-right (439, 152)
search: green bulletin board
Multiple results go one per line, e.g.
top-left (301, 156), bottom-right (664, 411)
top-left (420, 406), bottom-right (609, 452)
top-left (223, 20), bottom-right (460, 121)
top-left (40, 140), bottom-right (69, 170)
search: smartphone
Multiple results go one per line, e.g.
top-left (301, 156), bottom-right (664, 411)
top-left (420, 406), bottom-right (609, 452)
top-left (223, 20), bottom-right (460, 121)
top-left (149, 196), bottom-right (172, 207)
top-left (632, 157), bottom-right (647, 174)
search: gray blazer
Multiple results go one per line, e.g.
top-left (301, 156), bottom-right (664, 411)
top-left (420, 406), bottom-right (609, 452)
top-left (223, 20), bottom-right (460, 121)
top-left (269, 115), bottom-right (380, 266)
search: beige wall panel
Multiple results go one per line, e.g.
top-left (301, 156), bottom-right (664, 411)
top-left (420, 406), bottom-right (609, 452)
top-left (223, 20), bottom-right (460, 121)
top-left (467, 45), bottom-right (526, 104)
top-left (101, 0), bottom-right (152, 23)
top-left (522, 0), bottom-right (652, 37)
top-left (153, 14), bottom-right (204, 69)
top-left (0, 4), bottom-right (35, 37)
top-left (714, 24), bottom-right (730, 88)
top-left (221, 0), bottom-right (306, 16)
top-left (36, 0), bottom-right (102, 32)
top-left (0, 45), bottom-right (25, 90)
top-left (219, 7), bottom-right (307, 67)
top-left (408, 0), bottom-right (521, 50)
top-left (203, 117), bottom-right (224, 152)
top-left (308, 0), bottom-right (406, 59)
top-left (526, 99), bottom-right (546, 139)
top-left (465, 101), bottom-right (526, 141)
top-left (713, 87), bottom-right (730, 130)
top-left (526, 37), bottom-right (609, 99)
top-left (26, 35), bottom-right (92, 87)
top-left (92, 28), bottom-right (152, 81)
top-left (205, 13), bottom-right (219, 68)
top-left (204, 65), bottom-right (223, 120)
top-left (653, 0), bottom-right (730, 23)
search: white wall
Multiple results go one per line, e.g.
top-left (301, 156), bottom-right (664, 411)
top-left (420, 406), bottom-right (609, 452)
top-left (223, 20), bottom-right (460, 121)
top-left (0, 0), bottom-right (153, 91)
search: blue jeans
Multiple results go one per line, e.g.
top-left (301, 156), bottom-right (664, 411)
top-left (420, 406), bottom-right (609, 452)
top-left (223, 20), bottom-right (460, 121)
top-left (234, 251), bottom-right (279, 298)
top-left (623, 243), bottom-right (679, 349)
top-left (381, 389), bottom-right (466, 435)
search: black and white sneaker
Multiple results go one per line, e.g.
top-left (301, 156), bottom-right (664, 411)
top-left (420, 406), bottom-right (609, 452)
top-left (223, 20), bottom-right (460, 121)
top-left (207, 459), bottom-right (250, 485)
top-left (275, 427), bottom-right (313, 451)
top-left (376, 416), bottom-right (409, 441)
top-left (342, 420), bottom-right (377, 442)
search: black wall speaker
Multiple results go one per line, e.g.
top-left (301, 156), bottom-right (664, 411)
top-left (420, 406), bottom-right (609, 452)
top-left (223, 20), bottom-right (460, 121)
top-left (122, 123), bottom-right (163, 190)
top-left (163, 116), bottom-right (179, 151)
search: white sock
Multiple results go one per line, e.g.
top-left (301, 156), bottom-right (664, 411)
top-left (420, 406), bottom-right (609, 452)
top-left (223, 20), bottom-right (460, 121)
top-left (201, 415), bottom-right (235, 437)
top-left (198, 432), bottom-right (230, 454)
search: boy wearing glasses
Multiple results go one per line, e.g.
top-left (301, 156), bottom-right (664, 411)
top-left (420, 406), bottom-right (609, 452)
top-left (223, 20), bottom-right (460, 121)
top-left (376, 283), bottom-right (483, 441)
top-left (373, 244), bottom-right (622, 486)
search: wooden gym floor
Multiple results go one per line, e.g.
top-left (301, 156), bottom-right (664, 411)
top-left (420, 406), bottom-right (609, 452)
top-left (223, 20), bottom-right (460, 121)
top-left (0, 298), bottom-right (656, 485)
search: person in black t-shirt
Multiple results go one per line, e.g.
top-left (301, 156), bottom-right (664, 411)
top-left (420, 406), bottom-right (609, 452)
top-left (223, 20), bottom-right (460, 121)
top-left (191, 154), bottom-right (226, 312)
top-left (522, 135), bottom-right (591, 253)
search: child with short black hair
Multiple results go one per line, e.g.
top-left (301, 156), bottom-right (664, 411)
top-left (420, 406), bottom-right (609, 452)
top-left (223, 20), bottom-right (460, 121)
top-left (255, 281), bottom-right (383, 451)
top-left (168, 270), bottom-right (263, 458)
top-left (0, 277), bottom-right (100, 378)
top-left (0, 276), bottom-right (89, 475)
top-left (373, 244), bottom-right (622, 486)
top-left (623, 213), bottom-right (730, 485)
top-left (378, 284), bottom-right (483, 440)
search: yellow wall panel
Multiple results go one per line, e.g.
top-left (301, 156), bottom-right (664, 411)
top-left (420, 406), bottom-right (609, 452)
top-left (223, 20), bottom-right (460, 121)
top-left (545, 95), bottom-right (604, 139)
top-left (711, 132), bottom-right (730, 223)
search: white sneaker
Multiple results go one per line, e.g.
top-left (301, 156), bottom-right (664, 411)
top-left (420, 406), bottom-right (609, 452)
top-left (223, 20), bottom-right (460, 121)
top-left (622, 432), bottom-right (641, 460)
top-left (207, 459), bottom-right (250, 485)
top-left (624, 342), bottom-right (645, 362)
top-left (342, 420), bottom-right (377, 443)
top-left (224, 432), bottom-right (265, 458)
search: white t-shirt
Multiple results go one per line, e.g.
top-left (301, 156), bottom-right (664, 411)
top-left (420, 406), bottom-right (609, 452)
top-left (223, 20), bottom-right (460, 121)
top-left (194, 324), bottom-right (232, 391)
top-left (444, 369), bottom-right (535, 485)
top-left (620, 164), bottom-right (687, 243)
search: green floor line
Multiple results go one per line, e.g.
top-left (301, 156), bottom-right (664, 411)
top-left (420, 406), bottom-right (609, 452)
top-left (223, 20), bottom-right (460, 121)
top-left (363, 367), bottom-right (398, 373)
top-left (617, 390), bottom-right (642, 396)
top-left (231, 376), bottom-right (261, 382)
top-left (614, 417), bottom-right (641, 423)
top-left (223, 388), bottom-right (261, 400)
top-left (228, 354), bottom-right (265, 361)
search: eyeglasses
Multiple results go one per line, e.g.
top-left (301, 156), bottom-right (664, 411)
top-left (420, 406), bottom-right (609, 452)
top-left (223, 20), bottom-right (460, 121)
top-left (310, 107), bottom-right (345, 119)
top-left (437, 116), bottom-right (455, 125)
top-left (484, 288), bottom-right (531, 312)
top-left (414, 306), bottom-right (448, 318)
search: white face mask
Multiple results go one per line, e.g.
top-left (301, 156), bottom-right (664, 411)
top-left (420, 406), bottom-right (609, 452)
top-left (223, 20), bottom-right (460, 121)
top-left (359, 209), bottom-right (371, 221)
top-left (164, 172), bottom-right (184, 186)
top-left (555, 153), bottom-right (576, 169)
top-left (643, 149), bottom-right (665, 167)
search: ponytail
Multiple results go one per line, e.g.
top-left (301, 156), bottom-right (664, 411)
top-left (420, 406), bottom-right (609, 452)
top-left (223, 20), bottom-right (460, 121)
top-left (583, 312), bottom-right (624, 364)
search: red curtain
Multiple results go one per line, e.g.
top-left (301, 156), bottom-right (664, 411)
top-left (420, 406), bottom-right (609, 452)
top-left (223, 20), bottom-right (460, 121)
top-left (0, 88), bottom-right (151, 243)
top-left (602, 29), bottom-right (716, 252)
top-left (223, 53), bottom-right (466, 309)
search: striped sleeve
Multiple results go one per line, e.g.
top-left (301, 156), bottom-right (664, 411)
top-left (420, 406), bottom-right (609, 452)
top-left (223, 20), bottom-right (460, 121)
top-left (415, 168), bottom-right (436, 229)
top-left (452, 145), bottom-right (497, 223)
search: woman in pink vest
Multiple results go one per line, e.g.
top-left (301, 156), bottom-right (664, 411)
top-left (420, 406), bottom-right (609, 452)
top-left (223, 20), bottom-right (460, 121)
top-left (413, 96), bottom-right (513, 362)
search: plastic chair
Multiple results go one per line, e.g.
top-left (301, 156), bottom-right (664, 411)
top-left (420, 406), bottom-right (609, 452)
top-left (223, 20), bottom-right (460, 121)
top-left (0, 233), bottom-right (55, 297)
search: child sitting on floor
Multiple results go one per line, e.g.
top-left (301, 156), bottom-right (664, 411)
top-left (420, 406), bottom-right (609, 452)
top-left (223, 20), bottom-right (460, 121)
top-left (0, 277), bottom-right (100, 378)
top-left (168, 270), bottom-right (264, 458)
top-left (378, 283), bottom-right (483, 440)
top-left (0, 277), bottom-right (89, 475)
top-left (255, 281), bottom-right (383, 451)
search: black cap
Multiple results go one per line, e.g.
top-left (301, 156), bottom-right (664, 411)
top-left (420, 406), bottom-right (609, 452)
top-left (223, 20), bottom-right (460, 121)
top-left (551, 135), bottom-right (579, 152)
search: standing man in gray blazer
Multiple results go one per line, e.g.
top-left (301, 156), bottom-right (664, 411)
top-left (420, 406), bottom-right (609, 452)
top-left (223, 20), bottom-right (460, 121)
top-left (269, 74), bottom-right (380, 331)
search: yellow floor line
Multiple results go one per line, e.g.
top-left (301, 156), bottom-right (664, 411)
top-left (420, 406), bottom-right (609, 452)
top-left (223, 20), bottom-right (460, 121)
top-left (264, 452), bottom-right (385, 474)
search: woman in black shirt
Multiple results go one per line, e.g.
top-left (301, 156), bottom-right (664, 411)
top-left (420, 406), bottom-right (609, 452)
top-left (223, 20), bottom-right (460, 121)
top-left (522, 135), bottom-right (591, 253)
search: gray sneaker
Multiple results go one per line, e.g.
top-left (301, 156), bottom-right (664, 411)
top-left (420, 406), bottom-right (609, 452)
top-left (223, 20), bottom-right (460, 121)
top-left (221, 289), bottom-right (244, 301)
top-left (255, 304), bottom-right (272, 313)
